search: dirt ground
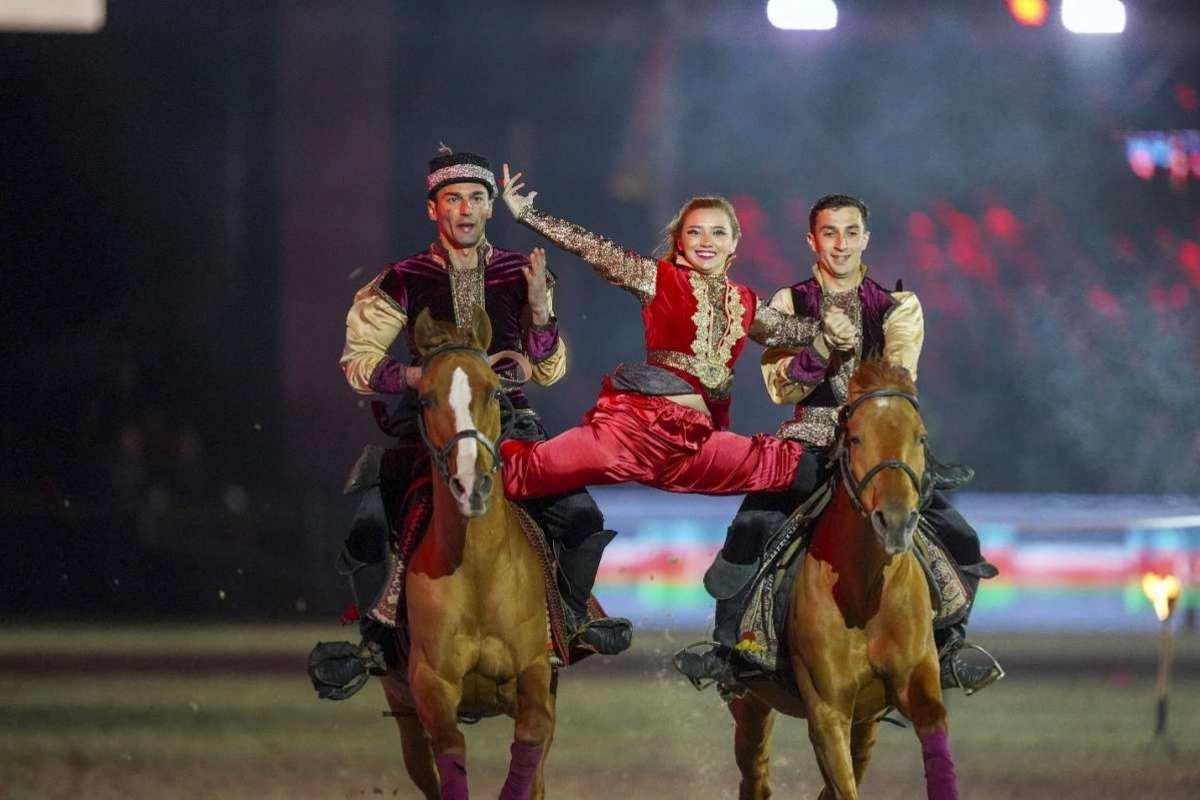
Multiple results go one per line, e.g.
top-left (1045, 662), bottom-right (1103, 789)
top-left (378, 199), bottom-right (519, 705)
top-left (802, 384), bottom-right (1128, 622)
top-left (2, 626), bottom-right (1198, 799)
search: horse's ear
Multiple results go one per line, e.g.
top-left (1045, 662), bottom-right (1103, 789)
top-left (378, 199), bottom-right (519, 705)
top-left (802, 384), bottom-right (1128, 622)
top-left (468, 305), bottom-right (492, 352)
top-left (412, 307), bottom-right (453, 356)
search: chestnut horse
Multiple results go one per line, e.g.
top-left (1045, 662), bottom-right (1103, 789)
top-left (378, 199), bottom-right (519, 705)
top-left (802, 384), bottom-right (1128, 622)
top-left (729, 359), bottom-right (958, 800)
top-left (378, 307), bottom-right (555, 800)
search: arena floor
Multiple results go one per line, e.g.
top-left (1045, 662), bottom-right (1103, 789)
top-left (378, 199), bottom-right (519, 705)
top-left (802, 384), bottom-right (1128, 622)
top-left (2, 626), bottom-right (1198, 799)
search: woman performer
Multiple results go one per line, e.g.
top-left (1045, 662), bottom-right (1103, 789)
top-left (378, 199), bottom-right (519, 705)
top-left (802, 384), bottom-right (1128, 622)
top-left (498, 165), bottom-right (818, 501)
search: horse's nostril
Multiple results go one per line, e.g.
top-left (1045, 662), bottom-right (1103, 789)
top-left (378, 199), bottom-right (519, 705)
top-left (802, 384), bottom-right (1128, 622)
top-left (450, 477), bottom-right (465, 495)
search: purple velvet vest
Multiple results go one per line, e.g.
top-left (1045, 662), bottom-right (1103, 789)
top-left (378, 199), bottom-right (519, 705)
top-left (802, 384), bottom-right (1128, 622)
top-left (375, 246), bottom-right (547, 362)
top-left (375, 246), bottom-right (555, 409)
top-left (789, 275), bottom-right (896, 408)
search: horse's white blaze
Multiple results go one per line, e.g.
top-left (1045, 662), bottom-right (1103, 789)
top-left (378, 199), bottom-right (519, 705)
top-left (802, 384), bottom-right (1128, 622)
top-left (448, 367), bottom-right (478, 503)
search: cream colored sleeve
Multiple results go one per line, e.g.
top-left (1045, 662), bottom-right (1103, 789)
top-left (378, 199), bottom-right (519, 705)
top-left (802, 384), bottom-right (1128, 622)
top-left (530, 282), bottom-right (567, 386)
top-left (339, 275), bottom-right (408, 395)
top-left (883, 291), bottom-right (923, 381)
top-left (531, 338), bottom-right (567, 386)
top-left (762, 346), bottom-right (826, 405)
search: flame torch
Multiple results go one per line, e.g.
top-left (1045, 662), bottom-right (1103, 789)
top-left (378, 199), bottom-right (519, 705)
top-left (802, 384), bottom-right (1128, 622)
top-left (1141, 572), bottom-right (1182, 737)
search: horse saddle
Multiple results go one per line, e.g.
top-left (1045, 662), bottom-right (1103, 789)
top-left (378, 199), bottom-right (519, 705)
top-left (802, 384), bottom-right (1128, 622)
top-left (309, 475), bottom-right (617, 702)
top-left (731, 503), bottom-right (977, 689)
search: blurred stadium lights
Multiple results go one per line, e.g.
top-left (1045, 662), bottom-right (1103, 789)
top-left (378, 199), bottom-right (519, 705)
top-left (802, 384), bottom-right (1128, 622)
top-left (1124, 130), bottom-right (1200, 186)
top-left (0, 0), bottom-right (105, 32)
top-left (766, 0), bottom-right (838, 31)
top-left (1061, 0), bottom-right (1126, 34)
top-left (1007, 0), bottom-right (1048, 27)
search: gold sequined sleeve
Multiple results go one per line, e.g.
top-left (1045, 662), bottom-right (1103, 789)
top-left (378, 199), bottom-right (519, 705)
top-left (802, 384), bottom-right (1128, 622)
top-left (883, 291), bottom-right (923, 381)
top-left (749, 298), bottom-right (821, 348)
top-left (759, 288), bottom-right (825, 405)
top-left (529, 281), bottom-right (567, 386)
top-left (340, 272), bottom-right (408, 395)
top-left (517, 206), bottom-right (658, 304)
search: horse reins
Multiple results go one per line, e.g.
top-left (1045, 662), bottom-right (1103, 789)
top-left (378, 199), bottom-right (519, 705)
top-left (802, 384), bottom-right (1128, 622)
top-left (832, 389), bottom-right (933, 517)
top-left (414, 343), bottom-right (518, 486)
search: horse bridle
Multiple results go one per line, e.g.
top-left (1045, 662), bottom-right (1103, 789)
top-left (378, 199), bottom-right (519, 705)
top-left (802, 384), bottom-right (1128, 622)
top-left (414, 343), bottom-right (512, 486)
top-left (831, 389), bottom-right (933, 517)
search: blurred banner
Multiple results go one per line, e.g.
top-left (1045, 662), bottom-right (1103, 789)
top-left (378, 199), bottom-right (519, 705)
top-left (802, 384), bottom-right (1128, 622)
top-left (589, 488), bottom-right (1200, 633)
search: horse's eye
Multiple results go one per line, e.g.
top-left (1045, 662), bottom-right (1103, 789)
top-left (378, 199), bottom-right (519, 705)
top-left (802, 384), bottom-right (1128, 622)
top-left (493, 389), bottom-right (504, 401)
top-left (418, 395), bottom-right (432, 409)
top-left (848, 435), bottom-right (862, 448)
top-left (919, 433), bottom-right (929, 445)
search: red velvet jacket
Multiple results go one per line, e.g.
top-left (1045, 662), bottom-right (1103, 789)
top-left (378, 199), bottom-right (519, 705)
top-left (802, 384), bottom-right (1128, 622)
top-left (518, 207), bottom-right (817, 429)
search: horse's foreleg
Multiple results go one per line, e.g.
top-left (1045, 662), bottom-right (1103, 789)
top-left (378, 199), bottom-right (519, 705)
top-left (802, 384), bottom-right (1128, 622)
top-left (896, 658), bottom-right (958, 800)
top-left (849, 718), bottom-right (878, 787)
top-left (805, 704), bottom-right (858, 800)
top-left (410, 660), bottom-right (469, 800)
top-left (499, 658), bottom-right (554, 800)
top-left (381, 676), bottom-right (439, 800)
top-left (529, 671), bottom-right (558, 800)
top-left (730, 693), bottom-right (776, 800)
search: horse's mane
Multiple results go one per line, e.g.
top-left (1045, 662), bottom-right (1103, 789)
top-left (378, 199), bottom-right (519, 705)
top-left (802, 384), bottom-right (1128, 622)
top-left (847, 357), bottom-right (917, 400)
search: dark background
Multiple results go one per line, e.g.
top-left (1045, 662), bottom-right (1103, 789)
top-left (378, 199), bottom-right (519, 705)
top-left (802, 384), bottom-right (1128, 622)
top-left (3, 0), bottom-right (1198, 618)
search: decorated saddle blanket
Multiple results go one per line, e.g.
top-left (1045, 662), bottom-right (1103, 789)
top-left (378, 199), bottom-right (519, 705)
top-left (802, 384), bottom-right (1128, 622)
top-left (732, 509), bottom-right (975, 683)
top-left (366, 477), bottom-right (607, 669)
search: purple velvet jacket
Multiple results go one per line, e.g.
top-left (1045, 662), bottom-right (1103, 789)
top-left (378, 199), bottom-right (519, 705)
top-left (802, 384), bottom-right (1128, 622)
top-left (371, 243), bottom-right (561, 408)
top-left (784, 275), bottom-right (897, 409)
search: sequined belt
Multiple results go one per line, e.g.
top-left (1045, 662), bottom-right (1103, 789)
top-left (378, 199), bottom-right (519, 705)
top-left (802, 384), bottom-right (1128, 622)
top-left (777, 405), bottom-right (838, 447)
top-left (645, 349), bottom-right (733, 400)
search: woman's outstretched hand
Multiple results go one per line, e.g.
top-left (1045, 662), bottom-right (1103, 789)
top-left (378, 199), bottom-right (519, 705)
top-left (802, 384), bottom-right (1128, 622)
top-left (501, 163), bottom-right (537, 218)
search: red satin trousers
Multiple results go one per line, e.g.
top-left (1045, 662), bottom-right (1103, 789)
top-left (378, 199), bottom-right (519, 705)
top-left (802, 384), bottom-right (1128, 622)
top-left (501, 380), bottom-right (803, 501)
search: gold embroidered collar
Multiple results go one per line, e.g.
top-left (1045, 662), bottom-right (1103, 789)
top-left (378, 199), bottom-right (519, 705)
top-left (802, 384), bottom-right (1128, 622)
top-left (429, 239), bottom-right (493, 329)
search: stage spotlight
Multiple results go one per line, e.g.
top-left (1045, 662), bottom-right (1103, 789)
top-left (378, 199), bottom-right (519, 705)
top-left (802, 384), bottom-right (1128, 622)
top-left (1061, 0), bottom-right (1125, 34)
top-left (766, 0), bottom-right (838, 31)
top-left (1008, 0), bottom-right (1048, 27)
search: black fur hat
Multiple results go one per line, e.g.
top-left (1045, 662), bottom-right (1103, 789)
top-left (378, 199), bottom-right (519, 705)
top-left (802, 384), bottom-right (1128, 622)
top-left (426, 144), bottom-right (497, 198)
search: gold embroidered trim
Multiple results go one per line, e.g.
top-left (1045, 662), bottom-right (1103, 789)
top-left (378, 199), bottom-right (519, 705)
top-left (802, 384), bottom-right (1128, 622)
top-left (518, 207), bottom-right (658, 304)
top-left (916, 517), bottom-right (971, 626)
top-left (429, 240), bottom-right (489, 330)
top-left (646, 350), bottom-right (733, 399)
top-left (448, 261), bottom-right (485, 330)
top-left (426, 163), bottom-right (497, 196)
top-left (821, 286), bottom-right (862, 405)
top-left (687, 270), bottom-right (744, 369)
top-left (370, 270), bottom-right (406, 318)
top-left (777, 406), bottom-right (838, 447)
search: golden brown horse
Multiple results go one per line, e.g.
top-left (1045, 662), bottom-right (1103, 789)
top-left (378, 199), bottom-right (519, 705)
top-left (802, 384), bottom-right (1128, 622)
top-left (729, 359), bottom-right (958, 800)
top-left (378, 307), bottom-right (556, 800)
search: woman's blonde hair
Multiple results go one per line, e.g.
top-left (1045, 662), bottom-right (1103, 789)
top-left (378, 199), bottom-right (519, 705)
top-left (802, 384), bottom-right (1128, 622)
top-left (654, 196), bottom-right (742, 262)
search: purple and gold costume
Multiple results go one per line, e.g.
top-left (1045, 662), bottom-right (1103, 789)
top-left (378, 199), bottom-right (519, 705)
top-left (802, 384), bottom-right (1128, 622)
top-left (761, 265), bottom-right (923, 446)
top-left (341, 239), bottom-right (566, 405)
